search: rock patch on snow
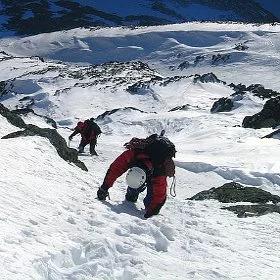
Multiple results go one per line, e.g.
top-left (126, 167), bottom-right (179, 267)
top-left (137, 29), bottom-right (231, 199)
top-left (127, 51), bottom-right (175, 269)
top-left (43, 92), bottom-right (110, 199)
top-left (0, 80), bottom-right (14, 97)
top-left (169, 104), bottom-right (190, 112)
top-left (95, 107), bottom-right (146, 121)
top-left (233, 42), bottom-right (249, 51)
top-left (229, 83), bottom-right (280, 99)
top-left (242, 96), bottom-right (280, 128)
top-left (193, 73), bottom-right (226, 84)
top-left (1, 104), bottom-right (86, 171)
top-left (210, 97), bottom-right (234, 113)
top-left (190, 182), bottom-right (280, 204)
top-left (222, 204), bottom-right (280, 218)
top-left (0, 103), bottom-right (26, 128)
top-left (262, 128), bottom-right (280, 140)
top-left (12, 108), bottom-right (57, 128)
top-left (2, 125), bottom-right (87, 171)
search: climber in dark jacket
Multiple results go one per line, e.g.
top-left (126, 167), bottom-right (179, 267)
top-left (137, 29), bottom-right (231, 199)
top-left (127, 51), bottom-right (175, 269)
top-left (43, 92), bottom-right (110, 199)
top-left (97, 133), bottom-right (176, 218)
top-left (69, 119), bottom-right (101, 155)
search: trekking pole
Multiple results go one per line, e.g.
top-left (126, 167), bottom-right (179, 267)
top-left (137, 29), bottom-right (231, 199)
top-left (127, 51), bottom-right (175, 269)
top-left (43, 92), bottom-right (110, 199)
top-left (170, 176), bottom-right (176, 197)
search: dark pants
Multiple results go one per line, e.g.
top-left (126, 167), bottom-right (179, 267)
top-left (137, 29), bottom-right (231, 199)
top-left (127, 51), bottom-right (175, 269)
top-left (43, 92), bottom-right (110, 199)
top-left (125, 185), bottom-right (147, 203)
top-left (126, 183), bottom-right (166, 216)
top-left (78, 138), bottom-right (97, 155)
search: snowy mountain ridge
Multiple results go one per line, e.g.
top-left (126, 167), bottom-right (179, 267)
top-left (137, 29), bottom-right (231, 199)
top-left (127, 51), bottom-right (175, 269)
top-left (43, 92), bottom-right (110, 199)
top-left (0, 0), bottom-right (280, 36)
top-left (0, 21), bottom-right (280, 279)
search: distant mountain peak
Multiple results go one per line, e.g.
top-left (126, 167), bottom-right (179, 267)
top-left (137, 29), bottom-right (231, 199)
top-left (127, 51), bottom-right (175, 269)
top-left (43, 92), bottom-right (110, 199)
top-left (0, 0), bottom-right (279, 36)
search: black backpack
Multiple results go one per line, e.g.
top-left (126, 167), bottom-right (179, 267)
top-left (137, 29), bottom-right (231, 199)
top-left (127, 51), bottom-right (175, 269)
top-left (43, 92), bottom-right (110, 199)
top-left (83, 119), bottom-right (102, 136)
top-left (124, 133), bottom-right (176, 164)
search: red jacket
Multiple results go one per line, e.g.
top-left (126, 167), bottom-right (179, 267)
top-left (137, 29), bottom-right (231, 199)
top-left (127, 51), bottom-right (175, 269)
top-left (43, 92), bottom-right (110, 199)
top-left (72, 121), bottom-right (97, 143)
top-left (103, 149), bottom-right (167, 215)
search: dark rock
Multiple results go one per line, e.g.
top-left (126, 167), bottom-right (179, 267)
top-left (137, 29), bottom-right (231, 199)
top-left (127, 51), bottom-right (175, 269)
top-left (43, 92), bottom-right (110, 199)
top-left (127, 81), bottom-right (153, 95)
top-left (12, 108), bottom-right (57, 129)
top-left (30, 56), bottom-right (45, 62)
top-left (43, 116), bottom-right (58, 129)
top-left (212, 54), bottom-right (230, 64)
top-left (242, 96), bottom-right (280, 128)
top-left (96, 107), bottom-right (145, 121)
top-left (0, 50), bottom-right (10, 56)
top-left (247, 84), bottom-right (280, 99)
top-left (193, 73), bottom-right (225, 84)
top-left (194, 55), bottom-right (205, 65)
top-left (18, 96), bottom-right (35, 108)
top-left (229, 83), bottom-right (247, 92)
top-left (2, 125), bottom-right (87, 171)
top-left (189, 182), bottom-right (280, 204)
top-left (159, 75), bottom-right (190, 87)
top-left (233, 43), bottom-right (249, 51)
top-left (210, 97), bottom-right (234, 113)
top-left (222, 204), bottom-right (280, 217)
top-left (262, 128), bottom-right (280, 139)
top-left (177, 61), bottom-right (190, 70)
top-left (1, 104), bottom-right (85, 170)
top-left (0, 80), bottom-right (14, 97)
top-left (0, 103), bottom-right (26, 128)
top-left (12, 108), bottom-right (34, 115)
top-left (169, 104), bottom-right (190, 112)
top-left (126, 77), bottom-right (163, 100)
top-left (232, 89), bottom-right (246, 96)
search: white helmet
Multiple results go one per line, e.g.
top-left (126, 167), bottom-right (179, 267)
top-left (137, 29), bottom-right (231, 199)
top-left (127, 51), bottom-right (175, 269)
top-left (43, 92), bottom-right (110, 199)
top-left (126, 167), bottom-right (147, 189)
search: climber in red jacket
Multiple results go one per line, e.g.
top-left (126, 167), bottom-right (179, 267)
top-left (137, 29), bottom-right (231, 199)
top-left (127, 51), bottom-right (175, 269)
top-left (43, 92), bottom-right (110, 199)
top-left (97, 133), bottom-right (176, 218)
top-left (69, 119), bottom-right (101, 155)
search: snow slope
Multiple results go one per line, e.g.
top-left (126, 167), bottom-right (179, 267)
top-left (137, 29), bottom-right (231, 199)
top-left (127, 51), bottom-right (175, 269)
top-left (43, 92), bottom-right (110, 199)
top-left (0, 22), bottom-right (280, 279)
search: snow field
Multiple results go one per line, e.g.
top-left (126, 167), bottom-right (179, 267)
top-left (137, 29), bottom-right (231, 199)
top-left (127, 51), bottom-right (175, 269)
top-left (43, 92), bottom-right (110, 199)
top-left (0, 22), bottom-right (280, 279)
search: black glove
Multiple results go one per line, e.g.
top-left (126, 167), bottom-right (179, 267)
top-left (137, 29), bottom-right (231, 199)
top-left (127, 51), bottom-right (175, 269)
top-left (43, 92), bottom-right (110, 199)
top-left (97, 186), bottom-right (109, 200)
top-left (144, 212), bottom-right (153, 219)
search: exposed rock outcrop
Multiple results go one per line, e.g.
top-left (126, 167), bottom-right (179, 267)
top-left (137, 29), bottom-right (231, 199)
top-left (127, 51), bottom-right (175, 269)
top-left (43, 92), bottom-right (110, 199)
top-left (242, 96), bottom-right (280, 128)
top-left (169, 104), bottom-right (190, 112)
top-left (189, 182), bottom-right (280, 204)
top-left (159, 76), bottom-right (189, 87)
top-left (95, 107), bottom-right (145, 121)
top-left (246, 84), bottom-right (280, 99)
top-left (194, 55), bottom-right (205, 65)
top-left (189, 182), bottom-right (280, 218)
top-left (0, 104), bottom-right (86, 171)
top-left (210, 97), bottom-right (234, 113)
top-left (233, 43), bottom-right (249, 51)
top-left (127, 81), bottom-right (153, 95)
top-left (0, 80), bottom-right (14, 97)
top-left (222, 204), bottom-right (280, 218)
top-left (193, 73), bottom-right (226, 84)
top-left (211, 93), bottom-right (243, 113)
top-left (12, 108), bottom-right (57, 129)
top-left (261, 128), bottom-right (280, 139)
top-left (211, 54), bottom-right (230, 65)
top-left (229, 83), bottom-right (280, 99)
top-left (0, 103), bottom-right (26, 128)
top-left (177, 61), bottom-right (190, 70)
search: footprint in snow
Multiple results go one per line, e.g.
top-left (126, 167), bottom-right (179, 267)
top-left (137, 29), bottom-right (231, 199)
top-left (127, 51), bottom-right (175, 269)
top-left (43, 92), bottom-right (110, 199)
top-left (36, 239), bottom-right (143, 280)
